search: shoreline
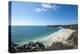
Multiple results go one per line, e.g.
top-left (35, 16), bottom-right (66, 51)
top-left (10, 24), bottom-right (78, 53)
top-left (41, 29), bottom-right (75, 47)
top-left (16, 29), bottom-right (63, 46)
top-left (15, 28), bottom-right (75, 48)
top-left (10, 28), bottom-right (77, 53)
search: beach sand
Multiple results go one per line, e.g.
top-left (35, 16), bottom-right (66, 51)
top-left (41, 29), bottom-right (75, 47)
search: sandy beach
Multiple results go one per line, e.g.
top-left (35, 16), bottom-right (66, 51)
top-left (41, 29), bottom-right (75, 47)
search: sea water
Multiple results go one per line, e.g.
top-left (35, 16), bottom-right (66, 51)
top-left (11, 26), bottom-right (60, 45)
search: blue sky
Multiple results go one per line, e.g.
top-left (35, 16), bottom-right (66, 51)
top-left (11, 1), bottom-right (78, 26)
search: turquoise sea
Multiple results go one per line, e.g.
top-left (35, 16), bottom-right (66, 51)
top-left (11, 26), bottom-right (60, 45)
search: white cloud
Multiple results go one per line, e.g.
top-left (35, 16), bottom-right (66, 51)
top-left (65, 19), bottom-right (78, 24)
top-left (35, 8), bottom-right (46, 12)
top-left (70, 19), bottom-right (78, 23)
top-left (35, 3), bottom-right (59, 13)
top-left (41, 3), bottom-right (52, 9)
